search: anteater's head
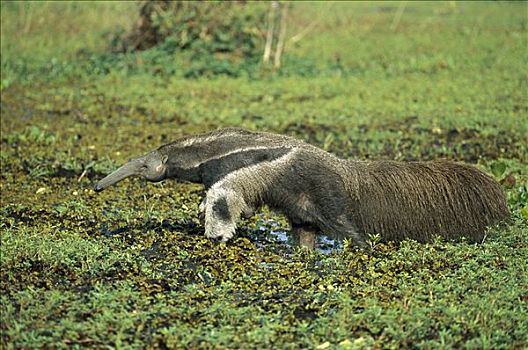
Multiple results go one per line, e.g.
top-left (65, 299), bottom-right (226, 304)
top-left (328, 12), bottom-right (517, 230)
top-left (94, 150), bottom-right (168, 192)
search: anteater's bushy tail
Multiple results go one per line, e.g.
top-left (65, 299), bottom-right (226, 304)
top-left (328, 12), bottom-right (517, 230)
top-left (345, 160), bottom-right (510, 242)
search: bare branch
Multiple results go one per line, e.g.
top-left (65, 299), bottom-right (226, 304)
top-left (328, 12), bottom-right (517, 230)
top-left (274, 3), bottom-right (288, 69)
top-left (263, 1), bottom-right (279, 64)
top-left (287, 3), bottom-right (334, 46)
top-left (391, 1), bottom-right (407, 31)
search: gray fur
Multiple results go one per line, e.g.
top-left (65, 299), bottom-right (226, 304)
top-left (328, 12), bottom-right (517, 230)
top-left (95, 128), bottom-right (510, 246)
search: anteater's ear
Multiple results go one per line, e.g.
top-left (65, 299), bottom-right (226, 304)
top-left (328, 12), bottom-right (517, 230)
top-left (162, 155), bottom-right (169, 164)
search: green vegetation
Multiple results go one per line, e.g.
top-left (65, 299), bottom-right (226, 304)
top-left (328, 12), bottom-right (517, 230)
top-left (1, 2), bottom-right (527, 349)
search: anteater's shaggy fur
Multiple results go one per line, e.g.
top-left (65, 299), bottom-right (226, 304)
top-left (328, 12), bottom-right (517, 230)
top-left (341, 159), bottom-right (509, 242)
top-left (95, 128), bottom-right (510, 246)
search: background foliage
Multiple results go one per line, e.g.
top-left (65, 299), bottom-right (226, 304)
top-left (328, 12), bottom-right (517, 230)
top-left (1, 1), bottom-right (527, 349)
top-left (112, 1), bottom-right (267, 55)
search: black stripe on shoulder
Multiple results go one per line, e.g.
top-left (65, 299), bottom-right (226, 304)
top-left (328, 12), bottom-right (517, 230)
top-left (200, 147), bottom-right (292, 188)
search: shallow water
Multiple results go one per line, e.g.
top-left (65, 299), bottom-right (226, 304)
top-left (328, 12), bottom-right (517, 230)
top-left (251, 216), bottom-right (343, 254)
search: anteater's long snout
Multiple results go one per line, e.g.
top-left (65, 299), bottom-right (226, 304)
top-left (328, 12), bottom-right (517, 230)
top-left (94, 160), bottom-right (142, 192)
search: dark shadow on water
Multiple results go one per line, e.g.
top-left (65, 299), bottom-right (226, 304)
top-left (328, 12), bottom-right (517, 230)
top-left (100, 223), bottom-right (130, 237)
top-left (99, 219), bottom-right (203, 238)
top-left (98, 215), bottom-right (342, 254)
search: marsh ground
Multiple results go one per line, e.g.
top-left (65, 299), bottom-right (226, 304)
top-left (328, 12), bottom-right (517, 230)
top-left (1, 2), bottom-right (527, 349)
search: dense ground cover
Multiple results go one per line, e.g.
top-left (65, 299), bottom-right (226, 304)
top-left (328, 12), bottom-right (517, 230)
top-left (1, 2), bottom-right (527, 349)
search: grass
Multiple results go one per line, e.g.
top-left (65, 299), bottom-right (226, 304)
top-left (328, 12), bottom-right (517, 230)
top-left (1, 1), bottom-right (527, 349)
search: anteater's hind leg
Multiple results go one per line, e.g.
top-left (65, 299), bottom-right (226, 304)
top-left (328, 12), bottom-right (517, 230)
top-left (291, 224), bottom-right (317, 249)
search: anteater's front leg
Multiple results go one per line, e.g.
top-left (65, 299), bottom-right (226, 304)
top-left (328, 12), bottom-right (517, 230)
top-left (202, 149), bottom-right (295, 241)
top-left (203, 186), bottom-right (254, 241)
